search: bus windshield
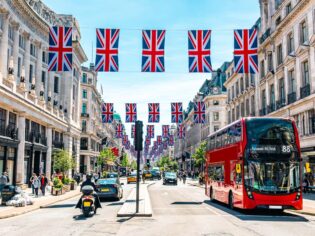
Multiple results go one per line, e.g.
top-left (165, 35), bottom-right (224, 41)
top-left (244, 161), bottom-right (300, 193)
top-left (245, 118), bottom-right (298, 160)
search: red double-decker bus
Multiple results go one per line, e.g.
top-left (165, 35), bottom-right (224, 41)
top-left (205, 117), bottom-right (302, 210)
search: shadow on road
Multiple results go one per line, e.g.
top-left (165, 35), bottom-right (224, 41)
top-left (72, 214), bottom-right (89, 221)
top-left (203, 200), bottom-right (309, 222)
top-left (106, 202), bottom-right (124, 206)
top-left (172, 201), bottom-right (202, 205)
top-left (42, 203), bottom-right (76, 209)
top-left (116, 216), bottom-right (135, 223)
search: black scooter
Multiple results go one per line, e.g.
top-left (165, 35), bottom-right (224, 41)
top-left (80, 185), bottom-right (96, 217)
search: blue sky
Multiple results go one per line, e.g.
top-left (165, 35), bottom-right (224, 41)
top-left (45, 0), bottom-right (260, 139)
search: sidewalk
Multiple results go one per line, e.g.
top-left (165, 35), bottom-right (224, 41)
top-left (117, 182), bottom-right (154, 217)
top-left (0, 187), bottom-right (81, 219)
top-left (187, 179), bottom-right (315, 216)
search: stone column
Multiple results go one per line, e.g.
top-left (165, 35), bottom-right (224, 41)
top-left (295, 56), bottom-right (301, 99)
top-left (284, 66), bottom-right (289, 104)
top-left (35, 43), bottom-right (43, 96)
top-left (12, 24), bottom-right (19, 80)
top-left (46, 127), bottom-right (52, 179)
top-left (24, 35), bottom-right (31, 86)
top-left (75, 137), bottom-right (80, 173)
top-left (16, 115), bottom-right (25, 185)
top-left (310, 47), bottom-right (315, 94)
top-left (0, 13), bottom-right (9, 79)
top-left (85, 156), bottom-right (91, 173)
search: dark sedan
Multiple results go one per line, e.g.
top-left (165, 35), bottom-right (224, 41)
top-left (95, 178), bottom-right (123, 200)
top-left (163, 172), bottom-right (177, 185)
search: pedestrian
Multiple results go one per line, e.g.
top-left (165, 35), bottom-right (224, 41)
top-left (303, 175), bottom-right (310, 193)
top-left (33, 175), bottom-right (41, 197)
top-left (40, 174), bottom-right (48, 196)
top-left (30, 173), bottom-right (36, 195)
top-left (0, 172), bottom-right (9, 196)
top-left (183, 171), bottom-right (187, 184)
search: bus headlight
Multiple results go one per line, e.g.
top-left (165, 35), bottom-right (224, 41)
top-left (295, 189), bottom-right (301, 200)
top-left (246, 188), bottom-right (254, 199)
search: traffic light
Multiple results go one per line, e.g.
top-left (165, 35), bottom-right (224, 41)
top-left (135, 120), bottom-right (143, 151)
top-left (146, 159), bottom-right (150, 167)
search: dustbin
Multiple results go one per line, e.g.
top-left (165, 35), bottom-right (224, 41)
top-left (1, 185), bottom-right (16, 206)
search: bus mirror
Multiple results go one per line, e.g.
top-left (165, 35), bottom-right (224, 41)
top-left (305, 162), bottom-right (311, 173)
top-left (236, 164), bottom-right (241, 174)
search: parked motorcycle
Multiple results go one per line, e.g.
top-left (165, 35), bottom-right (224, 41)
top-left (80, 185), bottom-right (96, 217)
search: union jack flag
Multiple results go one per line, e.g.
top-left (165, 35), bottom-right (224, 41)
top-left (147, 125), bottom-right (154, 138)
top-left (145, 136), bottom-right (151, 146)
top-left (102, 103), bottom-right (114, 123)
top-left (95, 28), bottom-right (120, 72)
top-left (193, 101), bottom-right (206, 124)
top-left (168, 135), bottom-right (174, 146)
top-left (131, 124), bottom-right (135, 138)
top-left (234, 29), bottom-right (258, 74)
top-left (123, 135), bottom-right (128, 146)
top-left (48, 26), bottom-right (72, 71)
top-left (153, 141), bottom-right (158, 150)
top-left (148, 103), bottom-right (160, 123)
top-left (177, 124), bottom-right (186, 139)
top-left (125, 103), bottom-right (137, 123)
top-left (142, 30), bottom-right (165, 72)
top-left (188, 30), bottom-right (212, 72)
top-left (162, 125), bottom-right (169, 138)
top-left (157, 135), bottom-right (162, 145)
top-left (163, 141), bottom-right (168, 150)
top-left (125, 141), bottom-right (130, 150)
top-left (171, 102), bottom-right (183, 123)
top-left (116, 124), bottom-right (123, 138)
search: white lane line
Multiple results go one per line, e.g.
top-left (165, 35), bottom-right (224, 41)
top-left (204, 205), bottom-right (220, 215)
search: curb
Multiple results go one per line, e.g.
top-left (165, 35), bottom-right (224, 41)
top-left (287, 210), bottom-right (315, 217)
top-left (0, 191), bottom-right (80, 219)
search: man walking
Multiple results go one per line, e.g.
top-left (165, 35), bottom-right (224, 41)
top-left (40, 174), bottom-right (48, 196)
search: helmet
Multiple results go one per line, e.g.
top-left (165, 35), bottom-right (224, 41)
top-left (86, 174), bottom-right (93, 179)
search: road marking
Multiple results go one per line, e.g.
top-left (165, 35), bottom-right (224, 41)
top-left (203, 205), bottom-right (220, 215)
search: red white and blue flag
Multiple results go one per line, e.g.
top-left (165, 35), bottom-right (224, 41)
top-left (125, 103), bottom-right (137, 123)
top-left (153, 141), bottom-right (158, 150)
top-left (95, 28), bottom-right (120, 72)
top-left (131, 124), bottom-right (135, 138)
top-left (168, 135), bottom-right (174, 146)
top-left (145, 136), bottom-right (151, 146)
top-left (171, 102), bottom-right (183, 123)
top-left (193, 101), bottom-right (206, 124)
top-left (102, 103), bottom-right (114, 123)
top-left (177, 124), bottom-right (186, 139)
top-left (147, 125), bottom-right (154, 138)
top-left (125, 141), bottom-right (130, 150)
top-left (116, 124), bottom-right (123, 138)
top-left (48, 26), bottom-right (72, 71)
top-left (123, 135), bottom-right (128, 146)
top-left (163, 141), bottom-right (168, 150)
top-left (142, 30), bottom-right (165, 72)
top-left (148, 103), bottom-right (160, 123)
top-left (188, 30), bottom-right (212, 72)
top-left (162, 125), bottom-right (169, 138)
top-left (157, 135), bottom-right (162, 145)
top-left (234, 29), bottom-right (258, 74)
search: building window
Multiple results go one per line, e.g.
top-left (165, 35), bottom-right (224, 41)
top-left (41, 71), bottom-right (46, 88)
top-left (236, 81), bottom-right (239, 96)
top-left (30, 43), bottom-right (36, 57)
top-left (29, 64), bottom-right (33, 83)
top-left (250, 73), bottom-right (255, 86)
top-left (267, 52), bottom-right (273, 72)
top-left (54, 76), bottom-right (59, 93)
top-left (278, 78), bottom-right (285, 103)
top-left (214, 126), bottom-right (220, 132)
top-left (275, 17), bottom-right (281, 26)
top-left (82, 103), bottom-right (87, 114)
top-left (240, 77), bottom-right (244, 93)
top-left (213, 100), bottom-right (219, 105)
top-left (73, 85), bottom-right (76, 100)
top-left (82, 89), bottom-right (87, 99)
top-left (287, 32), bottom-right (294, 55)
top-left (262, 89), bottom-right (266, 110)
top-left (251, 95), bottom-right (255, 115)
top-left (19, 35), bottom-right (25, 49)
top-left (82, 73), bottom-right (87, 83)
top-left (8, 25), bottom-right (14, 41)
top-left (288, 69), bottom-right (296, 93)
top-left (308, 109), bottom-right (315, 135)
top-left (232, 108), bottom-right (235, 121)
top-left (17, 57), bottom-right (21, 78)
top-left (245, 99), bottom-right (250, 116)
top-left (300, 20), bottom-right (308, 44)
top-left (286, 3), bottom-right (292, 15)
top-left (270, 84), bottom-right (275, 107)
top-left (260, 60), bottom-right (265, 78)
top-left (236, 106), bottom-right (240, 119)
top-left (277, 44), bottom-right (283, 66)
top-left (275, 0), bottom-right (283, 10)
top-left (42, 51), bottom-right (47, 64)
top-left (0, 108), bottom-right (7, 133)
top-left (82, 120), bottom-right (87, 132)
top-left (8, 112), bottom-right (16, 129)
top-left (302, 61), bottom-right (309, 86)
top-left (240, 102), bottom-right (244, 117)
top-left (213, 112), bottom-right (219, 121)
top-left (231, 85), bottom-right (235, 99)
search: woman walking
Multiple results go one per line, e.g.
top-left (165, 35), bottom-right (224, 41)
top-left (33, 175), bottom-right (41, 197)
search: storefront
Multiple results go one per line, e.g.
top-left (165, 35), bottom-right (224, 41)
top-left (0, 141), bottom-right (18, 185)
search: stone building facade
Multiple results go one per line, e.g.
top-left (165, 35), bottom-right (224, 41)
top-left (0, 0), bottom-right (86, 186)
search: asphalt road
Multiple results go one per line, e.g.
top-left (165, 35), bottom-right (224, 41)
top-left (0, 180), bottom-right (315, 236)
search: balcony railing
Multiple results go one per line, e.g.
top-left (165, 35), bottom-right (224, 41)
top-left (276, 98), bottom-right (286, 110)
top-left (82, 127), bottom-right (87, 133)
top-left (0, 125), bottom-right (18, 140)
top-left (300, 84), bottom-right (310, 99)
top-left (81, 113), bottom-right (89, 118)
top-left (268, 103), bottom-right (276, 113)
top-left (259, 28), bottom-right (271, 44)
top-left (287, 92), bottom-right (296, 105)
top-left (80, 145), bottom-right (88, 150)
top-left (53, 140), bottom-right (64, 149)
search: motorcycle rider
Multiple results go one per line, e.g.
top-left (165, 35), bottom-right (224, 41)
top-left (75, 174), bottom-right (102, 213)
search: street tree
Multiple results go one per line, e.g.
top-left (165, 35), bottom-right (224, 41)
top-left (52, 149), bottom-right (75, 177)
top-left (192, 141), bottom-right (207, 171)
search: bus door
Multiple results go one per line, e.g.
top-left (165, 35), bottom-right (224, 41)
top-left (231, 161), bottom-right (243, 208)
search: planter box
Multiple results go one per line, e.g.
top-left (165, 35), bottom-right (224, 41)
top-left (51, 187), bottom-right (63, 196)
top-left (70, 182), bottom-right (77, 190)
top-left (63, 185), bottom-right (70, 192)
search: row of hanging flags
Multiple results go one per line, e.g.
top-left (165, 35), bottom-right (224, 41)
top-left (102, 102), bottom-right (206, 124)
top-left (116, 123), bottom-right (184, 160)
top-left (48, 26), bottom-right (258, 74)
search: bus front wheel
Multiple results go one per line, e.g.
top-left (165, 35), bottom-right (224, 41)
top-left (228, 192), bottom-right (234, 210)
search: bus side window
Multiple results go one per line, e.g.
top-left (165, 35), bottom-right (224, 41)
top-left (235, 122), bottom-right (242, 142)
